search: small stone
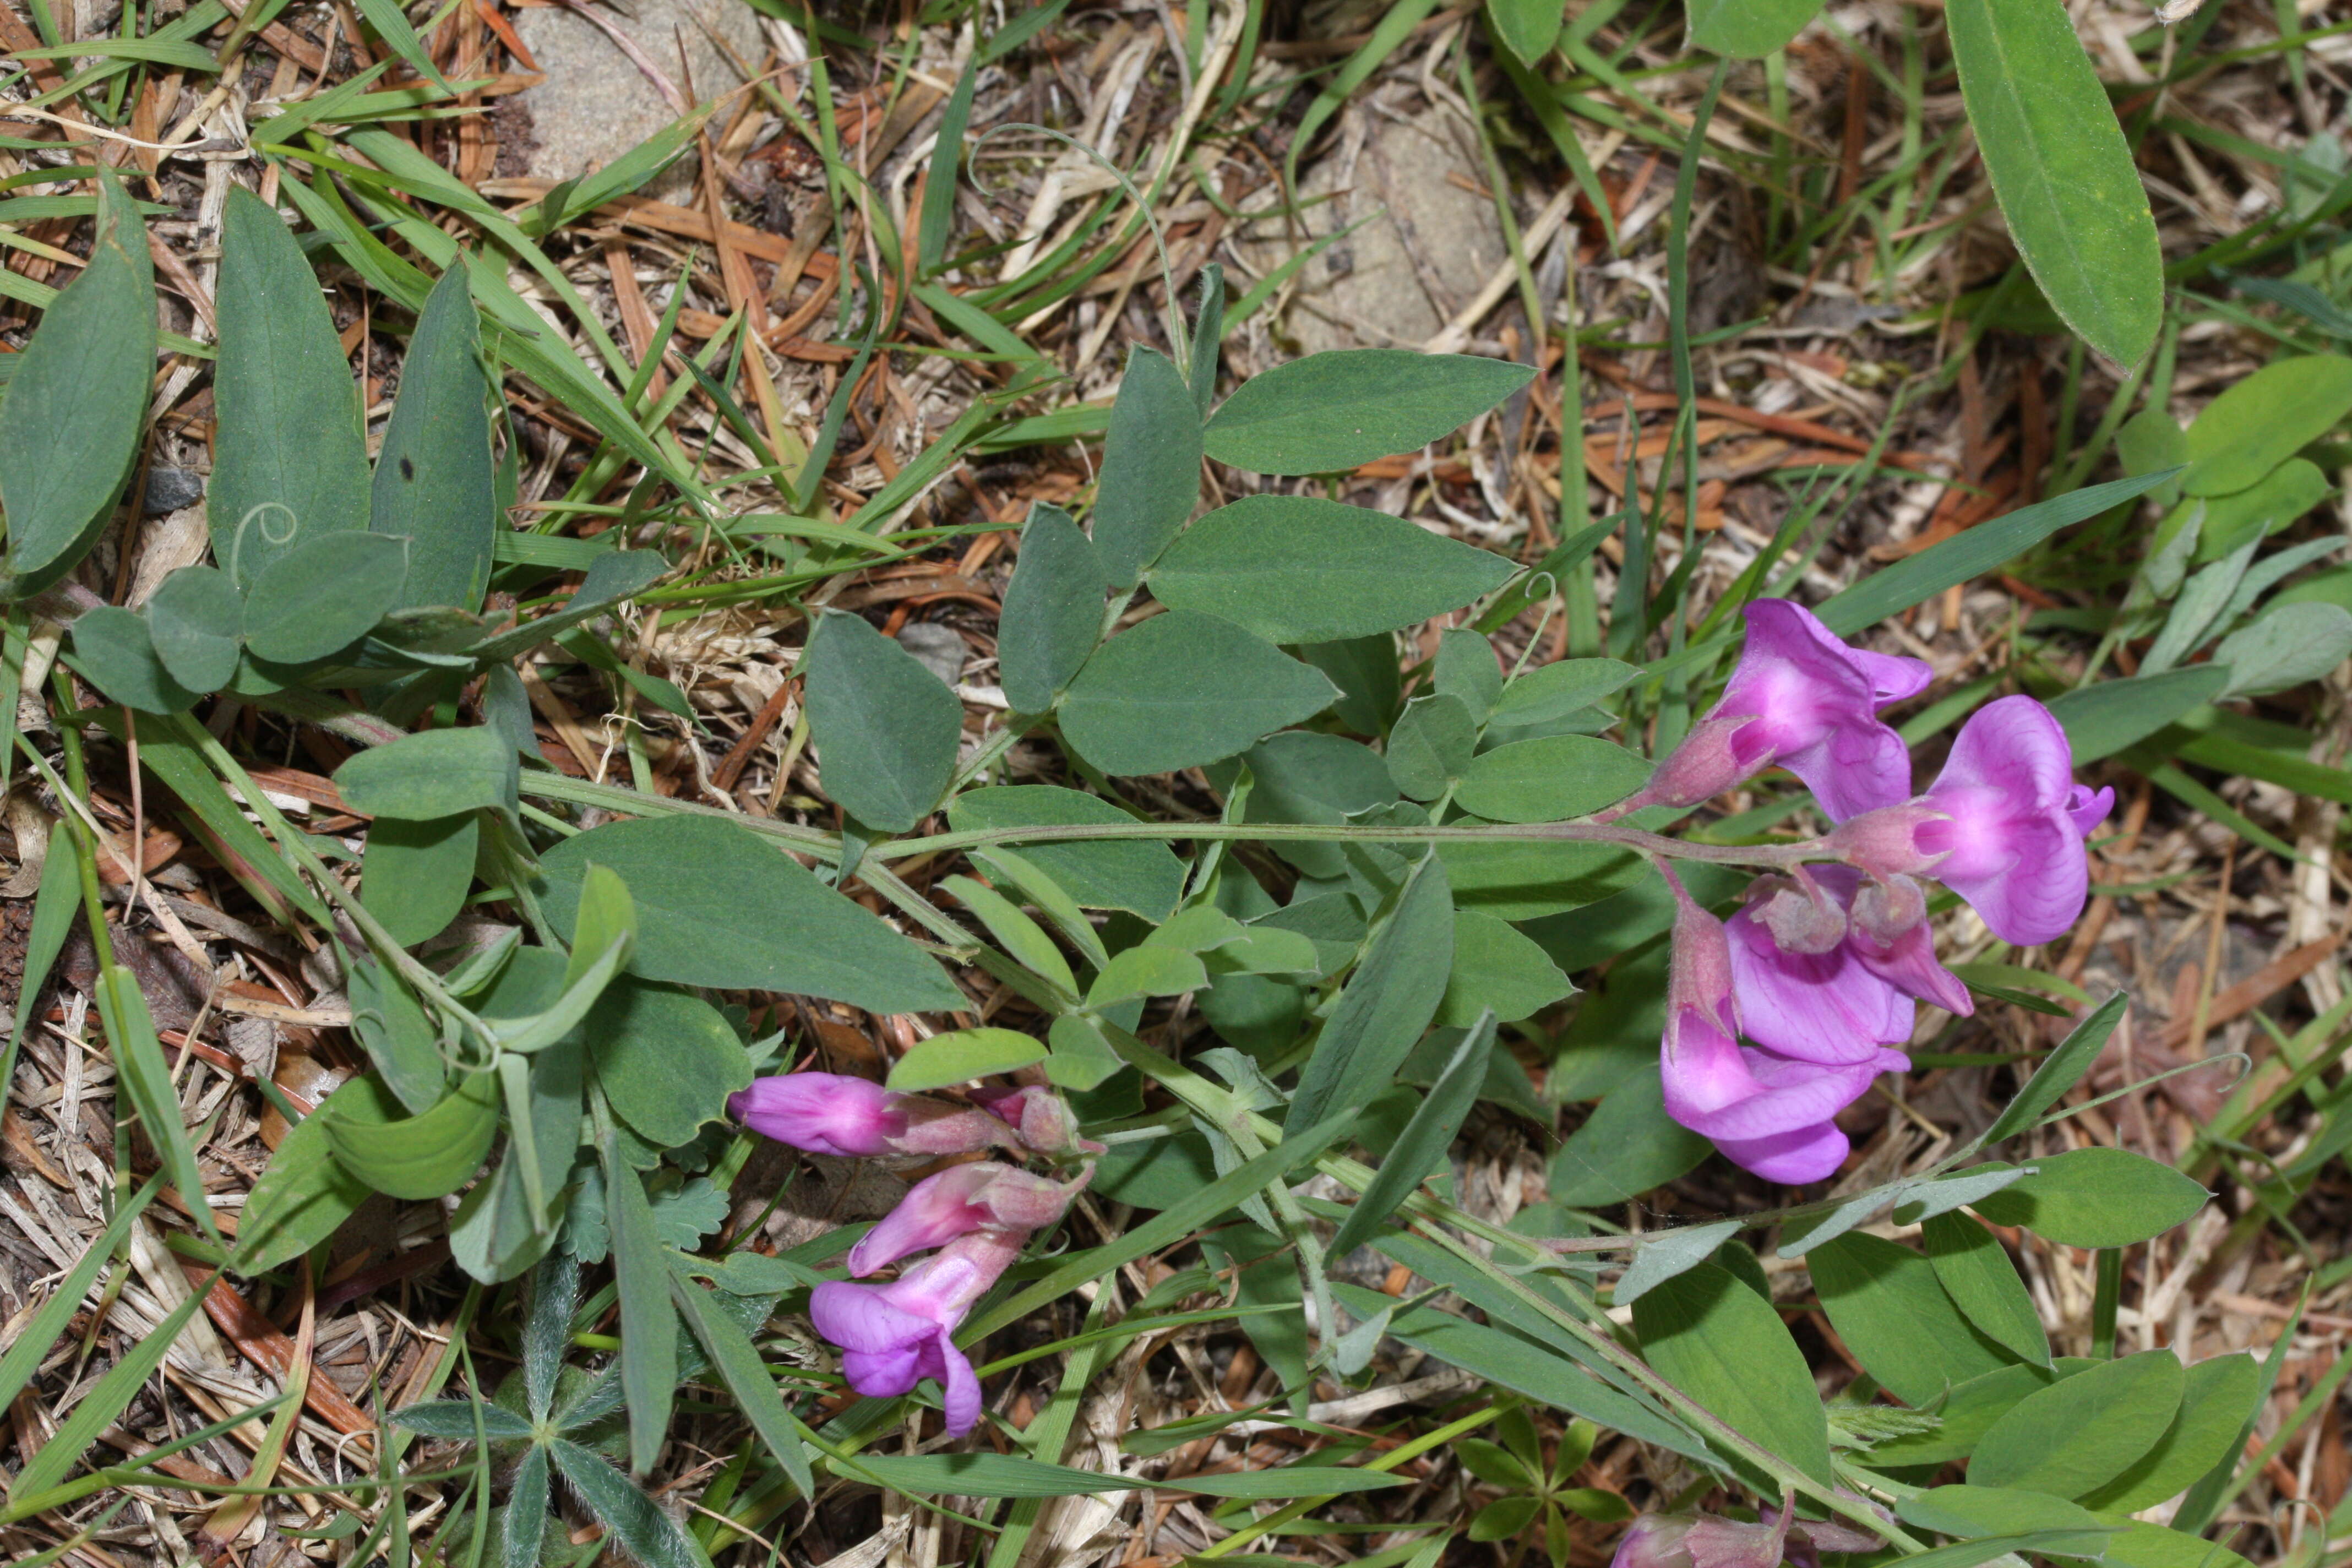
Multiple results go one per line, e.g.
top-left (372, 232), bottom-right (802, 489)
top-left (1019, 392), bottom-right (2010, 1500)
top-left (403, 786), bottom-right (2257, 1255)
top-left (143, 466), bottom-right (204, 514)
top-left (508, 0), bottom-right (767, 198)
top-left (896, 622), bottom-right (966, 688)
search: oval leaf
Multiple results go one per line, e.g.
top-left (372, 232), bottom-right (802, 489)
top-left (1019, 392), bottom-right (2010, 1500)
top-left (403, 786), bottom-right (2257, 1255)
top-left (887, 1027), bottom-right (1050, 1092)
top-left (1455, 735), bottom-right (1653, 823)
top-left (1059, 611), bottom-right (1337, 776)
top-left (1970, 1347), bottom-right (2184, 1497)
top-left (803, 609), bottom-right (963, 832)
top-left (1945, 0), bottom-right (2163, 366)
top-left (145, 565), bottom-right (244, 692)
top-left (998, 503), bottom-right (1108, 714)
top-left (1969, 1147), bottom-right (2209, 1248)
top-left (374, 264), bottom-right (497, 611)
top-left (1202, 350), bottom-right (1533, 475)
top-left (1632, 1259), bottom-right (1836, 1487)
top-left (1150, 495), bottom-right (1517, 644)
top-left (1093, 345), bottom-right (1202, 587)
top-left (243, 531), bottom-right (410, 663)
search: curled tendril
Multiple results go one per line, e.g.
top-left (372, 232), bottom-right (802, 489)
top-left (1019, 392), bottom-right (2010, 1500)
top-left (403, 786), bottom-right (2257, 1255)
top-left (228, 502), bottom-right (300, 584)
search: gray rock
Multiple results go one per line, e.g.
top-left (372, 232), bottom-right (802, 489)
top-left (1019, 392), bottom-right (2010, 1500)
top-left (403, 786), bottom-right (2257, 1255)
top-left (508, 0), bottom-right (766, 194)
top-left (1241, 101), bottom-right (1505, 355)
top-left (896, 620), bottom-right (967, 688)
top-left (143, 466), bottom-right (203, 514)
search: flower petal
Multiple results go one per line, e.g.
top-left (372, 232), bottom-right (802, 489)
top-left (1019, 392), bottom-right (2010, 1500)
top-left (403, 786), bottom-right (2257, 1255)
top-left (1853, 922), bottom-right (1974, 1018)
top-left (2068, 783), bottom-right (2116, 837)
top-left (1940, 809), bottom-right (2082, 947)
top-left (1711, 1120), bottom-right (1850, 1184)
top-left (1781, 714), bottom-right (1917, 822)
top-left (731, 1073), bottom-right (904, 1157)
top-left (1725, 909), bottom-right (1912, 1064)
top-left (810, 1281), bottom-right (934, 1355)
top-left (839, 1344), bottom-right (924, 1398)
top-left (847, 1165), bottom-right (996, 1276)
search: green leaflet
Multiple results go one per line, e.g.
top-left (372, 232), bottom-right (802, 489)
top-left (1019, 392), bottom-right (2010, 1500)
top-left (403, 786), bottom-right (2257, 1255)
top-left (1943, 0), bottom-right (2162, 366)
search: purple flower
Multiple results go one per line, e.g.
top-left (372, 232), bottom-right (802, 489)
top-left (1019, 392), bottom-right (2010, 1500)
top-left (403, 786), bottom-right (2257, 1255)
top-left (1726, 867), bottom-right (1971, 1068)
top-left (1613, 600), bottom-right (1931, 823)
top-left (1660, 879), bottom-right (1906, 1185)
top-left (809, 1229), bottom-right (1020, 1436)
top-left (1828, 696), bottom-right (2115, 948)
top-left (728, 1072), bottom-right (1012, 1159)
top-left (847, 1162), bottom-right (1085, 1277)
top-left (1610, 1507), bottom-right (1882, 1568)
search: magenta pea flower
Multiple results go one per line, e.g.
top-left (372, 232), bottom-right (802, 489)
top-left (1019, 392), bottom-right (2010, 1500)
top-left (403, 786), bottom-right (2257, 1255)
top-left (1611, 600), bottom-right (1931, 823)
top-left (1726, 867), bottom-right (1971, 1067)
top-left (1828, 695), bottom-right (2115, 948)
top-left (809, 1228), bottom-right (1021, 1436)
top-left (728, 1072), bottom-right (1012, 1159)
top-left (1660, 879), bottom-right (1905, 1184)
top-left (846, 1162), bottom-right (1085, 1277)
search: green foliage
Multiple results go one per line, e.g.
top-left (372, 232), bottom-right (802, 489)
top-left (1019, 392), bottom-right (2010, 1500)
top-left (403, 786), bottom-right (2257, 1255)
top-left (0, 172), bottom-right (154, 598)
top-left (1944, 0), bottom-right (2162, 364)
top-left (803, 609), bottom-right (963, 831)
top-left (1200, 351), bottom-right (1533, 474)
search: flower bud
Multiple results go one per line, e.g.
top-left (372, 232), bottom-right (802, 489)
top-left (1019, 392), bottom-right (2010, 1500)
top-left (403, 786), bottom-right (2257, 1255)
top-left (1849, 873), bottom-right (1928, 948)
top-left (1823, 802), bottom-right (1949, 882)
top-left (1745, 873), bottom-right (1848, 955)
top-left (971, 1085), bottom-right (1105, 1159)
top-left (729, 1072), bottom-right (1014, 1160)
top-left (848, 1162), bottom-right (1089, 1276)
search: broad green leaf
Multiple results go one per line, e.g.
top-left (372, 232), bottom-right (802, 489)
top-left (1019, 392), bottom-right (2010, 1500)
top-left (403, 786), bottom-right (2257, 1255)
top-left (1970, 1348), bottom-right (2182, 1497)
top-left (1092, 346), bottom-right (1201, 587)
top-left (2190, 457), bottom-right (2329, 562)
top-left (1329, 1011), bottom-right (1495, 1257)
top-left (70, 608), bottom-right (198, 714)
top-left (1436, 911), bottom-right (1573, 1027)
top-left (1633, 1260), bottom-right (1835, 1487)
top-left (326, 1071), bottom-right (499, 1200)
top-left (9, 1273), bottom-right (219, 1499)
top-left (1550, 1066), bottom-right (1711, 1205)
top-left (2214, 601), bottom-right (2352, 697)
top-left (1044, 1012), bottom-right (1125, 1090)
top-left (803, 611), bottom-right (963, 832)
top-left (212, 186), bottom-right (372, 585)
top-left (1493, 658), bottom-right (1643, 724)
top-left (1923, 1211), bottom-right (2052, 1368)
top-left (2180, 355), bottom-right (2352, 497)
top-left (1809, 1232), bottom-right (2012, 1408)
top-left (550, 1440), bottom-right (710, 1568)
top-left (537, 815), bottom-right (965, 1014)
top-left (1686, 0), bottom-right (1823, 57)
top-left (1816, 469), bottom-right (2174, 638)
top-left (1488, 0), bottom-right (1567, 64)
top-left (145, 565), bottom-right (243, 692)
top-left (887, 1027), bottom-right (1049, 1092)
top-left (603, 1141), bottom-right (677, 1478)
top-left (1983, 993), bottom-right (2126, 1144)
top-left (374, 264), bottom-right (496, 611)
top-left (1150, 495), bottom-right (1516, 644)
top-left (1300, 634), bottom-right (1403, 734)
top-left (1285, 854), bottom-right (1454, 1135)
top-left (2045, 666), bottom-right (2231, 764)
top-left (0, 170), bottom-right (154, 597)
top-left (1970, 1148), bottom-right (2209, 1247)
top-left (2079, 1353), bottom-right (2261, 1513)
top-left (1433, 626), bottom-right (1504, 719)
top-left (1201, 351), bottom-right (1534, 475)
top-left (1088, 944), bottom-right (1210, 1006)
top-left (235, 1093), bottom-right (373, 1274)
top-left (243, 531), bottom-right (409, 663)
top-left (998, 504), bottom-right (1108, 714)
top-left (361, 814), bottom-right (478, 948)
top-left (1386, 694), bottom-right (1478, 801)
top-left (1454, 735), bottom-right (1652, 823)
top-left (1240, 730), bottom-right (1398, 879)
top-left (337, 725), bottom-right (519, 819)
top-left (587, 982), bottom-right (750, 1148)
top-left (1058, 611), bottom-right (1336, 775)
top-left (345, 954), bottom-right (447, 1111)
top-left (1614, 1221), bottom-right (1743, 1307)
top-left (948, 786), bottom-right (1186, 920)
top-left (1945, 0), bottom-right (2161, 365)
top-left (1897, 1485), bottom-right (2113, 1555)
top-left (1870, 1361), bottom-right (2086, 1466)
top-left (2097, 1522), bottom-right (2256, 1568)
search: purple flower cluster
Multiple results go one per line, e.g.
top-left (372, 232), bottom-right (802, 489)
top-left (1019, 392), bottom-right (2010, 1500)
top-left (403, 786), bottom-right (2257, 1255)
top-left (728, 1074), bottom-right (1094, 1435)
top-left (1646, 602), bottom-right (2113, 1184)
